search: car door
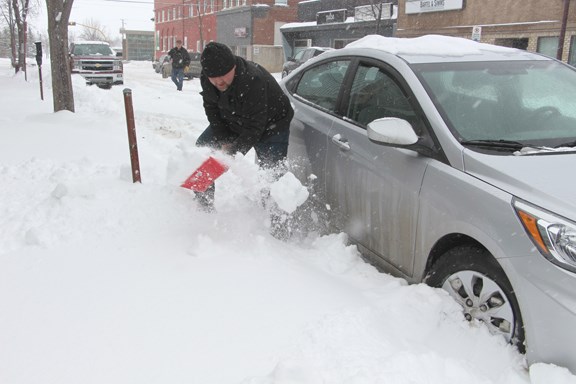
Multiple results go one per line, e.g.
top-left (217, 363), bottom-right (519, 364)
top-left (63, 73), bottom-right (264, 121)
top-left (287, 59), bottom-right (352, 193)
top-left (325, 60), bottom-right (433, 277)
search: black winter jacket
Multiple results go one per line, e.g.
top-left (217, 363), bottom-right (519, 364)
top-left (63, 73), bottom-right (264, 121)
top-left (200, 56), bottom-right (294, 155)
top-left (168, 47), bottom-right (191, 69)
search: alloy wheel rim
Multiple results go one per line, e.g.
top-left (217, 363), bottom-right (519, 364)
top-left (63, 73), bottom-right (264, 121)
top-left (442, 270), bottom-right (515, 342)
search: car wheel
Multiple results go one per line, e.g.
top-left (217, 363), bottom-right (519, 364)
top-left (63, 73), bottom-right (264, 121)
top-left (425, 245), bottom-right (525, 353)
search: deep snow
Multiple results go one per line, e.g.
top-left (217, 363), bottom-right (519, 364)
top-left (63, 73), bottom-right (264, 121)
top-left (1, 58), bottom-right (575, 384)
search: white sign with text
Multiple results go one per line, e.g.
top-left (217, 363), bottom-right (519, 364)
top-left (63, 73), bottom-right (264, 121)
top-left (405, 0), bottom-right (463, 14)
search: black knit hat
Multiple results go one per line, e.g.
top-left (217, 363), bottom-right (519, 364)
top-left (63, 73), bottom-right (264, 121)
top-left (201, 42), bottom-right (236, 77)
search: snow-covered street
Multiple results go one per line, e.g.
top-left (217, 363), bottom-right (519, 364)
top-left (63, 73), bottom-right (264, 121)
top-left (1, 59), bottom-right (575, 384)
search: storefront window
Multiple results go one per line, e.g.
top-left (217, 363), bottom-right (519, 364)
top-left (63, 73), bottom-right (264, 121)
top-left (569, 36), bottom-right (576, 66)
top-left (537, 36), bottom-right (559, 58)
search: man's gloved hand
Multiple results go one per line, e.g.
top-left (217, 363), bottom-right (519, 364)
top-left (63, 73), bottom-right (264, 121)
top-left (184, 66), bottom-right (190, 72)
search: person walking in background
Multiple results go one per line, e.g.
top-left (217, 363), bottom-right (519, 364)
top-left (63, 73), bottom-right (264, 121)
top-left (168, 39), bottom-right (190, 91)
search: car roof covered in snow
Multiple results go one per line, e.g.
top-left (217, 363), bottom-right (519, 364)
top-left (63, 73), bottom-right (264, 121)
top-left (337, 34), bottom-right (550, 64)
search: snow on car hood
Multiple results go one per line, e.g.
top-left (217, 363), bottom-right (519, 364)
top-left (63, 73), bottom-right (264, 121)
top-left (463, 149), bottom-right (576, 219)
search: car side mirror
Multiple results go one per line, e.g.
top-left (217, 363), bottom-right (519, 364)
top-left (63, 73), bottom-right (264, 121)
top-left (367, 117), bottom-right (418, 146)
top-left (116, 51), bottom-right (123, 57)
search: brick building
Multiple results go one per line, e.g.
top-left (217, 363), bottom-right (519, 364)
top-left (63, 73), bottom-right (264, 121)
top-left (397, 0), bottom-right (576, 64)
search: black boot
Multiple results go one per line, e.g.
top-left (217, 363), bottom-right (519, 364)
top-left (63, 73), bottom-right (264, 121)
top-left (194, 184), bottom-right (215, 212)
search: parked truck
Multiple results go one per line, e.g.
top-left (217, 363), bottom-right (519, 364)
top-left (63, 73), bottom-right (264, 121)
top-left (69, 41), bottom-right (123, 88)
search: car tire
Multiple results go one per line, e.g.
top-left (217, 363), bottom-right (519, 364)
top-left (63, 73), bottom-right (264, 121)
top-left (425, 245), bottom-right (526, 353)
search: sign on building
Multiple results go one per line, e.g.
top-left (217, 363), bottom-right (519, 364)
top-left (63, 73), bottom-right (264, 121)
top-left (235, 27), bottom-right (247, 38)
top-left (317, 9), bottom-right (346, 25)
top-left (471, 25), bottom-right (482, 42)
top-left (405, 0), bottom-right (463, 14)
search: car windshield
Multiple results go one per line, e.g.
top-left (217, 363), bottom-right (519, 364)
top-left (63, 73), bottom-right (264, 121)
top-left (414, 60), bottom-right (576, 149)
top-left (73, 44), bottom-right (114, 56)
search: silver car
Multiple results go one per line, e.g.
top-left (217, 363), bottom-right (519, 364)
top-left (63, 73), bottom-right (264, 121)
top-left (282, 35), bottom-right (576, 373)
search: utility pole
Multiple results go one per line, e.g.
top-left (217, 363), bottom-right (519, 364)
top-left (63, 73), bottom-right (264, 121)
top-left (557, 0), bottom-right (571, 61)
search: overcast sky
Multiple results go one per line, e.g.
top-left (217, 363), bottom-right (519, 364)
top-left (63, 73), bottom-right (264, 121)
top-left (32, 0), bottom-right (155, 39)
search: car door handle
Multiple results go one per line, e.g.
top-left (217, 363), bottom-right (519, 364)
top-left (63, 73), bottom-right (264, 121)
top-left (331, 134), bottom-right (351, 151)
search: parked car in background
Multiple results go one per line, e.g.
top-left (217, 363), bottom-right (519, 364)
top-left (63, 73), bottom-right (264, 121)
top-left (111, 47), bottom-right (123, 58)
top-left (69, 41), bottom-right (123, 88)
top-left (153, 54), bottom-right (170, 73)
top-left (161, 51), bottom-right (202, 79)
top-left (281, 47), bottom-right (333, 78)
top-left (152, 55), bottom-right (170, 73)
top-left (282, 34), bottom-right (576, 373)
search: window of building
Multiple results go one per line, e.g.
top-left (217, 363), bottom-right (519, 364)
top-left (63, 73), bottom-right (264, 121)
top-left (494, 38), bottom-right (528, 50)
top-left (237, 46), bottom-right (247, 59)
top-left (275, 0), bottom-right (288, 4)
top-left (537, 36), bottom-right (559, 58)
top-left (569, 35), bottom-right (576, 66)
top-left (333, 39), bottom-right (356, 49)
top-left (293, 39), bottom-right (311, 56)
top-left (161, 10), bottom-right (165, 22)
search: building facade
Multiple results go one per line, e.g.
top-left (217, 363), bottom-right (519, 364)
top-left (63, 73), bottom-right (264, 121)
top-left (397, 0), bottom-right (576, 64)
top-left (123, 30), bottom-right (155, 61)
top-left (280, 0), bottom-right (398, 59)
top-left (153, 0), bottom-right (576, 70)
top-left (153, 0), bottom-right (299, 71)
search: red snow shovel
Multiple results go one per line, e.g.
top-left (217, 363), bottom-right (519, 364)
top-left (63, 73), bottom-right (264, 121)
top-left (180, 156), bottom-right (229, 192)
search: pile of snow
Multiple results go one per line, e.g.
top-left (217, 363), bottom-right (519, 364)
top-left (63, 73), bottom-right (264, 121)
top-left (347, 34), bottom-right (516, 56)
top-left (1, 59), bottom-right (575, 384)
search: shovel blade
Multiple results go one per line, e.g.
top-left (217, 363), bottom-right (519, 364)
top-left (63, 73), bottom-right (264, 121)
top-left (181, 156), bottom-right (229, 192)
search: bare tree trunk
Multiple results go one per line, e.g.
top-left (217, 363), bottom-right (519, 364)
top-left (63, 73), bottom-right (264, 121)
top-left (46, 0), bottom-right (74, 112)
top-left (9, 8), bottom-right (17, 70)
top-left (11, 0), bottom-right (22, 72)
top-left (11, 0), bottom-right (30, 74)
top-left (0, 0), bottom-right (17, 70)
top-left (375, 3), bottom-right (382, 34)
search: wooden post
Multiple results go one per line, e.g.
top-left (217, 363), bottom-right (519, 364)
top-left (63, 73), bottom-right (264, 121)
top-left (34, 42), bottom-right (43, 100)
top-left (38, 65), bottom-right (44, 100)
top-left (123, 88), bottom-right (142, 183)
